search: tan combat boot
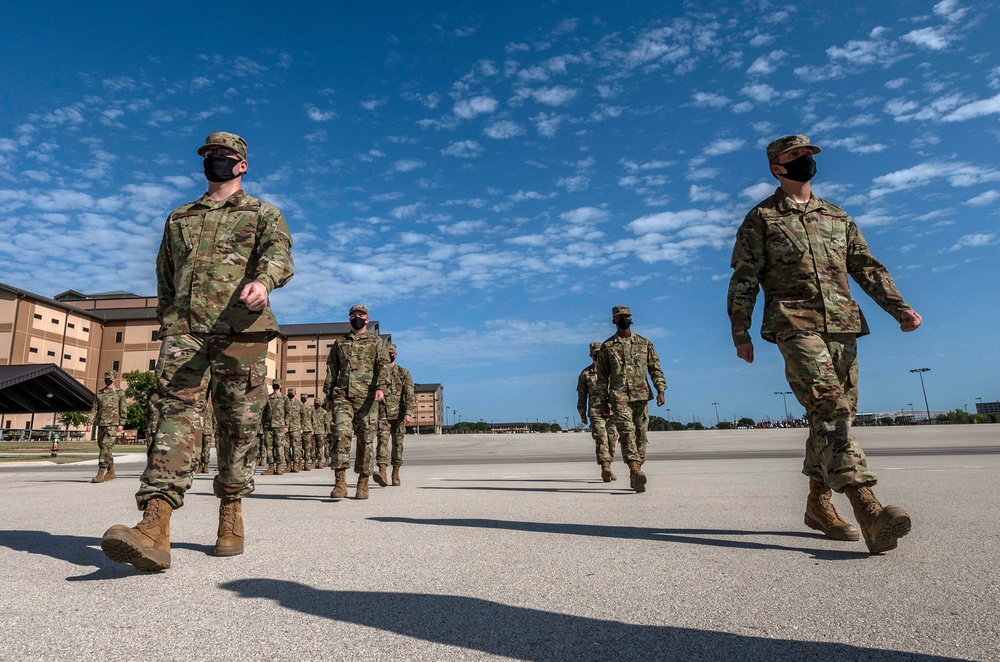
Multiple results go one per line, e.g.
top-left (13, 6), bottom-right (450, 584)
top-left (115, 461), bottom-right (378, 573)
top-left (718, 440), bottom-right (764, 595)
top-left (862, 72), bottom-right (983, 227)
top-left (302, 460), bottom-right (312, 471)
top-left (263, 463), bottom-right (275, 476)
top-left (844, 483), bottom-right (911, 554)
top-left (628, 461), bottom-right (646, 493)
top-left (274, 461), bottom-right (284, 476)
top-left (214, 498), bottom-right (245, 557)
top-left (198, 463), bottom-right (208, 474)
top-left (331, 468), bottom-right (348, 499)
top-left (805, 479), bottom-right (860, 541)
top-left (373, 463), bottom-right (388, 487)
top-left (600, 461), bottom-right (613, 483)
top-left (355, 475), bottom-right (370, 500)
top-left (101, 497), bottom-right (173, 571)
top-left (289, 460), bottom-right (299, 473)
top-left (391, 465), bottom-right (401, 487)
top-left (105, 466), bottom-right (116, 481)
top-left (91, 468), bottom-right (106, 483)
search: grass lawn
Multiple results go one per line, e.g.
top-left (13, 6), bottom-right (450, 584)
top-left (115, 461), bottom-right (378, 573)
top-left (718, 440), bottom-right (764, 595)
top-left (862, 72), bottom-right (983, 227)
top-left (0, 441), bottom-right (148, 463)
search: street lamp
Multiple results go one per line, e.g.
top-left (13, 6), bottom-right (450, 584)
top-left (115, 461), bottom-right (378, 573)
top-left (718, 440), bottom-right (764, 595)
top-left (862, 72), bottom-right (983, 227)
top-left (446, 406), bottom-right (451, 426)
top-left (774, 391), bottom-right (792, 421)
top-left (712, 402), bottom-right (720, 427)
top-left (976, 396), bottom-right (983, 415)
top-left (665, 408), bottom-right (670, 422)
top-left (909, 368), bottom-right (932, 423)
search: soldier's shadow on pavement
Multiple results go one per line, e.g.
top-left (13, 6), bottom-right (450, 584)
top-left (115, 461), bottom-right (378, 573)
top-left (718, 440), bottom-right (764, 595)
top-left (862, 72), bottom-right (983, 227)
top-left (0, 530), bottom-right (216, 580)
top-left (368, 517), bottom-right (870, 561)
top-left (436, 478), bottom-right (605, 484)
top-left (421, 485), bottom-right (632, 496)
top-left (219, 578), bottom-right (960, 662)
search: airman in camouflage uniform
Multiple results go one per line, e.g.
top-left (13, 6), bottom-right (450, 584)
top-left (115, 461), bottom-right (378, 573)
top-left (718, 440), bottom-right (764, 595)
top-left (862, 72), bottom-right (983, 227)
top-left (596, 306), bottom-right (667, 493)
top-left (101, 131), bottom-right (294, 571)
top-left (375, 344), bottom-right (415, 487)
top-left (197, 398), bottom-right (215, 474)
top-left (89, 370), bottom-right (128, 483)
top-left (324, 304), bottom-right (389, 500)
top-left (728, 134), bottom-right (922, 554)
top-left (286, 387), bottom-right (302, 472)
top-left (313, 399), bottom-right (329, 469)
top-left (262, 379), bottom-right (287, 475)
top-left (578, 342), bottom-right (619, 483)
top-left (299, 393), bottom-right (315, 470)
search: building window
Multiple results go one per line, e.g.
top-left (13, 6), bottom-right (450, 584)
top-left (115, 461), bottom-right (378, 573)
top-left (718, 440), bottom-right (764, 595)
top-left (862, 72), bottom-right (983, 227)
top-left (307, 344), bottom-right (316, 349)
top-left (68, 323), bottom-right (75, 329)
top-left (115, 331), bottom-right (123, 343)
top-left (326, 343), bottom-right (333, 348)
top-left (288, 345), bottom-right (297, 350)
top-left (29, 347), bottom-right (38, 354)
top-left (112, 360), bottom-right (120, 372)
top-left (306, 369), bottom-right (316, 374)
top-left (33, 313), bottom-right (42, 320)
top-left (151, 330), bottom-right (159, 341)
top-left (47, 351), bottom-right (56, 357)
top-left (287, 369), bottom-right (296, 374)
top-left (79, 357), bottom-right (86, 363)
top-left (51, 318), bottom-right (59, 324)
top-left (149, 359), bottom-right (156, 371)
top-left (82, 326), bottom-right (89, 333)
top-left (64, 354), bottom-right (71, 360)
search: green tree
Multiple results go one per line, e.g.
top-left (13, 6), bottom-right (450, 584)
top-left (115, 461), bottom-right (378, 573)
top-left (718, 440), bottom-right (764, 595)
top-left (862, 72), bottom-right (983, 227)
top-left (59, 411), bottom-right (90, 430)
top-left (686, 421), bottom-right (706, 431)
top-left (648, 415), bottom-right (669, 431)
top-left (716, 421), bottom-right (735, 430)
top-left (737, 417), bottom-right (755, 428)
top-left (122, 370), bottom-right (156, 430)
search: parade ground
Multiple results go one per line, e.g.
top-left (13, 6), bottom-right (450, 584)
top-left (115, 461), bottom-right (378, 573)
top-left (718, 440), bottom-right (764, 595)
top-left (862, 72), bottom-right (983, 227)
top-left (1, 426), bottom-right (997, 661)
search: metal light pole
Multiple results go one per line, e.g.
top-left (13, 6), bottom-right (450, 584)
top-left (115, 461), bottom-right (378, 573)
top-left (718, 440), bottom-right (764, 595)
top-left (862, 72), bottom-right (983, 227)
top-left (446, 406), bottom-right (451, 427)
top-left (665, 408), bottom-right (670, 422)
top-left (910, 368), bottom-right (932, 423)
top-left (712, 402), bottom-right (720, 427)
top-left (976, 396), bottom-right (983, 414)
top-left (775, 391), bottom-right (792, 421)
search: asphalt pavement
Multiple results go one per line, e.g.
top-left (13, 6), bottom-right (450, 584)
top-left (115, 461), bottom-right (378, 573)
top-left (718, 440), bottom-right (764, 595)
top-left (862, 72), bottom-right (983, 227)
top-left (0, 426), bottom-right (997, 661)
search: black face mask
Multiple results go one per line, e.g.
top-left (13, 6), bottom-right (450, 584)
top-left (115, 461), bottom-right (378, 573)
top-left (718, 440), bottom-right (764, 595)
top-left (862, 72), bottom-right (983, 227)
top-left (203, 155), bottom-right (243, 183)
top-left (389, 354), bottom-right (397, 362)
top-left (350, 317), bottom-right (366, 330)
top-left (104, 379), bottom-right (113, 387)
top-left (777, 153), bottom-right (816, 183)
top-left (615, 317), bottom-right (632, 330)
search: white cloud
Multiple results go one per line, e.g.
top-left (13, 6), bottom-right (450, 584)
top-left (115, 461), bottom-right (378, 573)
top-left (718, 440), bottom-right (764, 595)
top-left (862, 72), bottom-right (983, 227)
top-left (627, 208), bottom-right (733, 234)
top-left (438, 220), bottom-right (486, 235)
top-left (441, 140), bottom-right (484, 158)
top-left (872, 161), bottom-right (1000, 196)
top-left (360, 98), bottom-right (387, 111)
top-left (942, 92), bottom-right (1000, 122)
top-left (560, 207), bottom-right (609, 225)
top-left (740, 182), bottom-right (776, 201)
top-left (963, 190), bottom-right (999, 206)
top-left (305, 104), bottom-right (337, 121)
top-left (691, 92), bottom-right (730, 108)
top-left (484, 121), bottom-right (525, 139)
top-left (702, 138), bottom-right (746, 156)
top-left (746, 50), bottom-right (787, 76)
top-left (741, 84), bottom-right (777, 103)
top-left (948, 233), bottom-right (996, 251)
top-left (391, 203), bottom-right (423, 219)
top-left (531, 86), bottom-right (578, 106)
top-left (390, 159), bottom-right (426, 173)
top-left (556, 175), bottom-right (589, 192)
top-left (532, 112), bottom-right (564, 137)
top-left (901, 27), bottom-right (950, 51)
top-left (454, 95), bottom-right (499, 119)
top-left (824, 136), bottom-right (887, 154)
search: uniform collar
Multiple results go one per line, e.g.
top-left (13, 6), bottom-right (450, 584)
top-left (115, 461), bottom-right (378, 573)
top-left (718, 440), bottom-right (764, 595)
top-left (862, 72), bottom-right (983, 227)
top-left (775, 187), bottom-right (816, 213)
top-left (194, 189), bottom-right (245, 209)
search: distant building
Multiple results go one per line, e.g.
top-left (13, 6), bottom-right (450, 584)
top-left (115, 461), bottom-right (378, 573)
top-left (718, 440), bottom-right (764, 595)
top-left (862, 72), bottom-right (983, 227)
top-left (0, 281), bottom-right (443, 434)
top-left (975, 401), bottom-right (999, 415)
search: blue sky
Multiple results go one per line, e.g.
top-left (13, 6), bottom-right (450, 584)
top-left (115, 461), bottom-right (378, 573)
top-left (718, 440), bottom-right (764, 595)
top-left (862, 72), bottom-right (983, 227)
top-left (1, 1), bottom-right (998, 426)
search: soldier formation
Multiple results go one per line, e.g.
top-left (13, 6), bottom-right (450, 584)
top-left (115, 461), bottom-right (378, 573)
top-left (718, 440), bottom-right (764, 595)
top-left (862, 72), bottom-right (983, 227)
top-left (95, 129), bottom-right (922, 573)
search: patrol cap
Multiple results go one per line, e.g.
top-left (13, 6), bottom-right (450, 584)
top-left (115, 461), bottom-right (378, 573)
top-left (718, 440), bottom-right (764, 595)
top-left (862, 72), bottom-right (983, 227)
top-left (197, 132), bottom-right (248, 160)
top-left (288, 387), bottom-right (296, 394)
top-left (766, 134), bottom-right (821, 164)
top-left (589, 342), bottom-right (602, 354)
top-left (349, 304), bottom-right (368, 316)
top-left (387, 344), bottom-right (397, 354)
top-left (272, 379), bottom-right (282, 386)
top-left (612, 305), bottom-right (632, 318)
top-left (104, 370), bottom-right (116, 379)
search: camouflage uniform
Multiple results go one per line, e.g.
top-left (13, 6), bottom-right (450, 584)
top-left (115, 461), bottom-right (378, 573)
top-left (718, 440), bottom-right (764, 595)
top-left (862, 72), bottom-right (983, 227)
top-left (324, 325), bottom-right (390, 477)
top-left (596, 310), bottom-right (667, 466)
top-left (728, 183), bottom-right (912, 492)
top-left (263, 383), bottom-right (288, 468)
top-left (313, 402), bottom-right (329, 464)
top-left (286, 390), bottom-right (302, 467)
top-left (199, 399), bottom-right (215, 469)
top-left (299, 395), bottom-right (315, 464)
top-left (138, 182), bottom-right (294, 509)
top-left (91, 373), bottom-right (127, 470)
top-left (577, 342), bottom-right (619, 465)
top-left (145, 394), bottom-right (160, 449)
top-left (377, 358), bottom-right (415, 468)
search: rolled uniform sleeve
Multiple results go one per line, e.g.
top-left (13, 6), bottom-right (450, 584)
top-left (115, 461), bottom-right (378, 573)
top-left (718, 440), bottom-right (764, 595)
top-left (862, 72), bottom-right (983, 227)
top-left (576, 370), bottom-right (589, 417)
top-left (646, 342), bottom-right (667, 395)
